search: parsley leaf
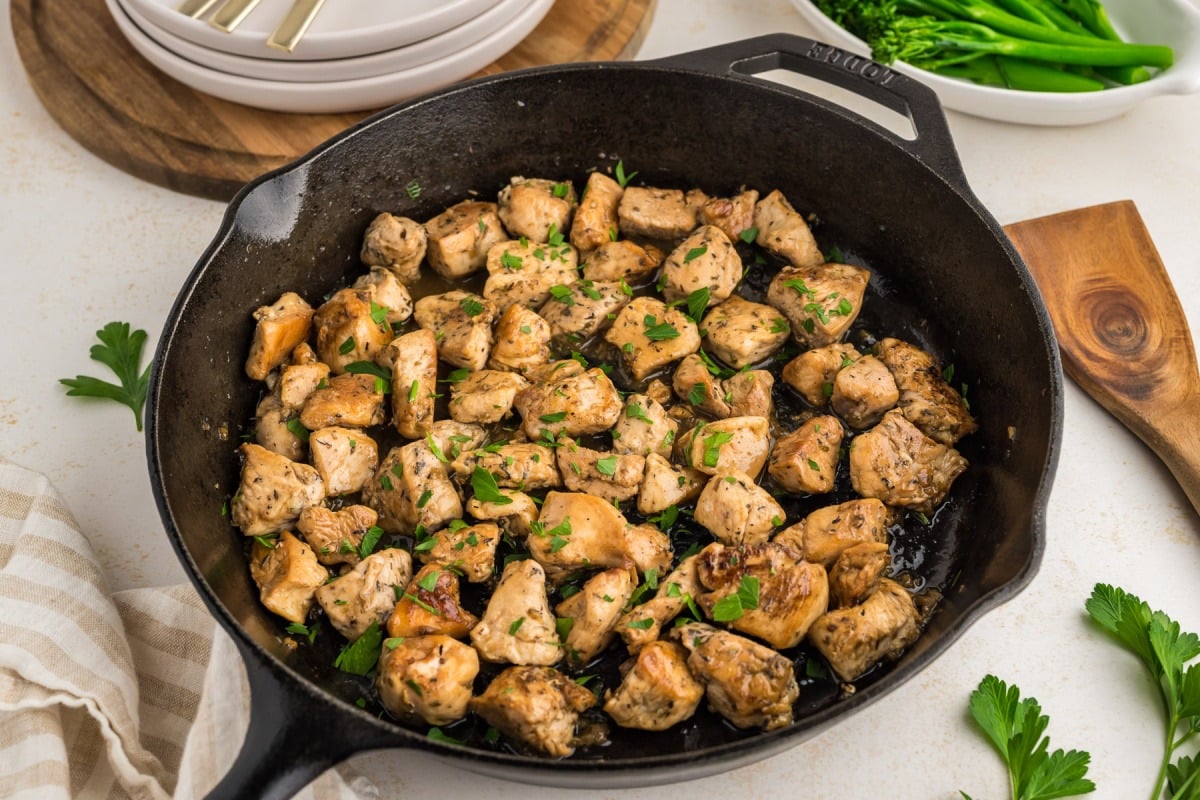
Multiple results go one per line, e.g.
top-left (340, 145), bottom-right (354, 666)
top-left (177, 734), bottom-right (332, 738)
top-left (60, 322), bottom-right (152, 432)
top-left (964, 674), bottom-right (1094, 800)
top-left (710, 575), bottom-right (759, 622)
top-left (470, 467), bottom-right (512, 505)
top-left (333, 621), bottom-right (384, 676)
top-left (685, 287), bottom-right (710, 322)
top-left (614, 159), bottom-right (637, 188)
top-left (460, 296), bottom-right (486, 317)
top-left (643, 314), bottom-right (680, 342)
top-left (595, 455), bottom-right (619, 476)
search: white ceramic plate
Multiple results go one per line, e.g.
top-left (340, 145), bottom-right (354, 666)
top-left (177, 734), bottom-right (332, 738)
top-left (107, 0), bottom-right (555, 112)
top-left (788, 0), bottom-right (1200, 125)
top-left (126, 0), bottom-right (506, 61)
top-left (117, 0), bottom-right (533, 83)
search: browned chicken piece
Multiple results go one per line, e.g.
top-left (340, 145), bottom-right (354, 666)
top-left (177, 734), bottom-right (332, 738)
top-left (701, 295), bottom-right (791, 369)
top-left (774, 498), bottom-right (892, 568)
top-left (469, 559), bottom-right (561, 665)
top-left (671, 622), bottom-right (799, 731)
top-left (829, 541), bottom-right (891, 608)
top-left (537, 279), bottom-right (632, 346)
top-left (424, 200), bottom-right (506, 279)
top-left (278, 359), bottom-right (330, 413)
top-left (514, 367), bottom-right (624, 440)
top-left (696, 541), bottom-right (828, 649)
top-left (387, 563), bottom-right (478, 639)
top-left (672, 355), bottom-right (775, 420)
top-left (678, 416), bottom-right (772, 478)
top-left (352, 266), bottom-right (414, 326)
top-left (556, 564), bottom-right (639, 665)
top-left (580, 239), bottom-right (664, 283)
top-left (299, 373), bottom-right (387, 430)
top-left (308, 425), bottom-right (379, 496)
top-left (767, 415), bottom-right (844, 495)
top-left (832, 354), bottom-right (900, 429)
top-left (497, 177), bottom-right (577, 243)
top-left (448, 369), bottom-right (529, 425)
top-left (451, 443), bottom-right (561, 491)
top-left (231, 443), bottom-right (324, 537)
top-left (781, 343), bottom-right (862, 406)
top-left (470, 666), bottom-right (598, 757)
top-left (529, 491), bottom-right (666, 583)
top-left (488, 304), bottom-right (553, 374)
top-left (616, 555), bottom-right (703, 653)
top-left (425, 420), bottom-right (488, 462)
top-left (519, 355), bottom-right (583, 383)
top-left (693, 470), bottom-right (786, 547)
top-left (360, 212), bottom-right (427, 284)
top-left (295, 504), bottom-right (376, 567)
top-left (312, 287), bottom-right (394, 374)
top-left (315, 548), bottom-right (412, 641)
top-left (362, 441), bottom-right (462, 536)
top-left (849, 409), bottom-right (968, 513)
top-left (377, 635), bottom-right (479, 727)
top-left (466, 489), bottom-right (539, 539)
top-left (245, 292), bottom-right (314, 381)
top-left (876, 337), bottom-right (978, 446)
top-left (645, 377), bottom-right (673, 406)
top-left (659, 225), bottom-right (743, 305)
top-left (570, 170), bottom-right (623, 251)
top-left (611, 394), bottom-right (677, 458)
top-left (809, 578), bottom-right (920, 682)
top-left (605, 296), bottom-right (702, 382)
top-left (413, 290), bottom-right (497, 372)
top-left (254, 393), bottom-right (305, 461)
top-left (482, 238), bottom-right (580, 310)
top-left (556, 438), bottom-right (645, 504)
top-left (752, 189), bottom-right (823, 268)
top-left (637, 453), bottom-right (707, 516)
top-left (697, 188), bottom-right (759, 242)
top-left (603, 639), bottom-right (705, 731)
top-left (617, 186), bottom-right (697, 240)
top-left (624, 523), bottom-right (675, 580)
top-left (389, 329), bottom-right (438, 439)
top-left (766, 262), bottom-right (869, 349)
top-left (415, 520), bottom-right (501, 583)
top-left (248, 531), bottom-right (328, 624)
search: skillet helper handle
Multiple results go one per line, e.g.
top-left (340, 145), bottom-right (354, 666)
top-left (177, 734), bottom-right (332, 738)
top-left (650, 34), bottom-right (970, 194)
top-left (205, 634), bottom-right (393, 800)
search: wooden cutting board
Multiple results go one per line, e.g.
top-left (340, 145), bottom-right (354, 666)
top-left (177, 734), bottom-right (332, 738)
top-left (10, 0), bottom-right (655, 201)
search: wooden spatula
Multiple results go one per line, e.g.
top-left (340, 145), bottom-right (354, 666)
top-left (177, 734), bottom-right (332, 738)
top-left (1004, 200), bottom-right (1200, 518)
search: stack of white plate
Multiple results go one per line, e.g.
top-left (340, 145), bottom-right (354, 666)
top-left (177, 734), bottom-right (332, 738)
top-left (105, 0), bottom-right (556, 113)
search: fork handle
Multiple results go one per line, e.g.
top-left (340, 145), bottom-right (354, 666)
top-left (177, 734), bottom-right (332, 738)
top-left (208, 0), bottom-right (263, 32)
top-left (266, 0), bottom-right (327, 53)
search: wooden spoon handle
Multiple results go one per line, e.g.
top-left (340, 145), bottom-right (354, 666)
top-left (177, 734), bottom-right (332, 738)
top-left (1006, 200), bottom-right (1200, 517)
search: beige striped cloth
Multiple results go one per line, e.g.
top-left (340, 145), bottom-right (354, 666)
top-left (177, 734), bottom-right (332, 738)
top-left (0, 456), bottom-right (375, 799)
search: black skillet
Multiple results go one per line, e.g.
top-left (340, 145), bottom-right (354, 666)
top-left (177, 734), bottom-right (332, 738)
top-left (146, 34), bottom-right (1063, 799)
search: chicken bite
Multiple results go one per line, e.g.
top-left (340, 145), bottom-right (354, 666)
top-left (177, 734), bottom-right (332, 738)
top-left (245, 292), bottom-right (314, 381)
top-left (611, 394), bottom-right (677, 458)
top-left (254, 393), bottom-right (305, 461)
top-left (414, 520), bottom-right (501, 584)
top-left (529, 491), bottom-right (670, 583)
top-left (362, 441), bottom-right (462, 536)
top-left (537, 279), bottom-right (632, 347)
top-left (513, 367), bottom-right (624, 440)
top-left (605, 296), bottom-right (702, 382)
top-left (570, 170), bottom-right (623, 252)
top-left (678, 416), bottom-right (772, 478)
top-left (580, 239), bottom-right (664, 283)
top-left (617, 186), bottom-right (697, 240)
top-left (299, 373), bottom-right (387, 431)
top-left (451, 443), bottom-right (561, 492)
top-left (693, 470), bottom-right (786, 547)
top-left (470, 666), bottom-right (598, 757)
top-left (701, 295), bottom-right (791, 369)
top-left (774, 498), bottom-right (892, 568)
top-left (308, 425), bottom-right (379, 496)
top-left (483, 238), bottom-right (580, 310)
top-left (752, 189), bottom-right (823, 268)
top-left (470, 559), bottom-right (561, 665)
top-left (424, 200), bottom-right (506, 279)
top-left (767, 415), bottom-right (844, 495)
top-left (377, 635), bottom-right (479, 727)
top-left (781, 343), bottom-right (862, 407)
top-left (389, 329), bottom-right (438, 439)
top-left (387, 563), bottom-right (478, 639)
top-left (829, 541), bottom-right (891, 608)
top-left (658, 225), bottom-right (742, 305)
top-left (295, 504), bottom-right (377, 567)
top-left (766, 262), bottom-right (869, 349)
top-left (849, 409), bottom-right (968, 513)
top-left (603, 640), bottom-right (705, 731)
top-left (831, 354), bottom-right (900, 429)
top-left (556, 438), bottom-right (645, 504)
top-left (556, 564), bottom-right (639, 665)
top-left (352, 266), bottom-right (414, 326)
top-left (231, 443), bottom-right (325, 537)
top-left (448, 369), bottom-right (529, 425)
top-left (672, 355), bottom-right (774, 420)
top-left (809, 578), bottom-right (920, 682)
top-left (360, 212), bottom-right (427, 284)
top-left (466, 489), bottom-right (540, 539)
top-left (497, 177), bottom-right (577, 243)
top-left (636, 453), bottom-right (706, 516)
top-left (315, 548), bottom-right (412, 641)
top-left (312, 287), bottom-right (394, 374)
top-left (697, 188), bottom-right (759, 242)
top-left (876, 337), bottom-right (978, 446)
top-left (413, 290), bottom-right (496, 372)
top-left (671, 622), bottom-right (799, 730)
top-left (278, 357), bottom-right (330, 414)
top-left (616, 555), bottom-right (703, 653)
top-left (488, 303), bottom-right (553, 374)
top-left (248, 531), bottom-right (328, 624)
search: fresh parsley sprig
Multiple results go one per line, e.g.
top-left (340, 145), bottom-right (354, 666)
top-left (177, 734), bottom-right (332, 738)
top-left (59, 321), bottom-right (152, 432)
top-left (1086, 583), bottom-right (1200, 800)
top-left (963, 674), bottom-right (1095, 800)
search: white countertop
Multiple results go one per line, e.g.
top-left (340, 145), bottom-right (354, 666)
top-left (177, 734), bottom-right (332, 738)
top-left (3, 1), bottom-right (1200, 797)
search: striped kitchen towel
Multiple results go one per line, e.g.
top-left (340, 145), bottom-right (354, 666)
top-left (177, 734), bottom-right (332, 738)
top-left (0, 456), bottom-right (373, 799)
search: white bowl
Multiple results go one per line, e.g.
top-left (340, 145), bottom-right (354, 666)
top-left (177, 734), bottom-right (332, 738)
top-left (117, 0), bottom-right (530, 83)
top-left (107, 0), bottom-right (555, 112)
top-left (788, 0), bottom-right (1200, 125)
top-left (126, 0), bottom-right (504, 61)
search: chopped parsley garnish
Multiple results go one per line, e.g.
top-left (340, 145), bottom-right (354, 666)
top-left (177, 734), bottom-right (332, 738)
top-left (625, 402), bottom-right (653, 423)
top-left (683, 245), bottom-right (708, 263)
top-left (285, 621), bottom-right (319, 645)
top-left (508, 617), bottom-right (526, 635)
top-left (548, 284), bottom-right (575, 305)
top-left (687, 382), bottom-right (707, 406)
top-left (286, 418), bottom-right (310, 442)
top-left (333, 621), bottom-right (383, 675)
top-left (539, 411), bottom-right (568, 423)
top-left (739, 226), bottom-right (759, 244)
top-left (686, 287), bottom-right (710, 322)
top-left (552, 182), bottom-right (569, 198)
top-left (710, 575), bottom-right (760, 622)
top-left (345, 360), bottom-right (391, 381)
top-left (338, 336), bottom-right (356, 355)
top-left (702, 431), bottom-right (734, 468)
top-left (500, 250), bottom-right (524, 270)
top-left (595, 455), bottom-right (619, 476)
top-left (416, 489), bottom-right (433, 509)
top-left (407, 380), bottom-right (419, 403)
top-left (783, 278), bottom-right (815, 298)
top-left (405, 180), bottom-right (421, 199)
top-left (369, 301), bottom-right (389, 325)
top-left (460, 297), bottom-right (486, 317)
top-left (643, 315), bottom-right (680, 341)
top-left (359, 525), bottom-right (384, 558)
top-left (614, 159), bottom-right (637, 188)
top-left (471, 467), bottom-right (512, 505)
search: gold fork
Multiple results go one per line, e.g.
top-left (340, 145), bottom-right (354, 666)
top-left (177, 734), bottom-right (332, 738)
top-left (175, 0), bottom-right (264, 33)
top-left (266, 0), bottom-right (328, 52)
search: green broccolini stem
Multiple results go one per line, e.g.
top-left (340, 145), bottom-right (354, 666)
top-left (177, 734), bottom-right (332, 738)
top-left (932, 54), bottom-right (1106, 90)
top-left (1049, 0), bottom-right (1122, 40)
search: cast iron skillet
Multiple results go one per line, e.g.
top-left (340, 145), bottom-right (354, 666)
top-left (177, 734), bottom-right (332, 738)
top-left (146, 34), bottom-right (1063, 799)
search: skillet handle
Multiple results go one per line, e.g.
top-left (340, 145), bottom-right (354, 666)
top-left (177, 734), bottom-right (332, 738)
top-left (204, 632), bottom-right (396, 800)
top-left (648, 34), bottom-right (970, 194)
